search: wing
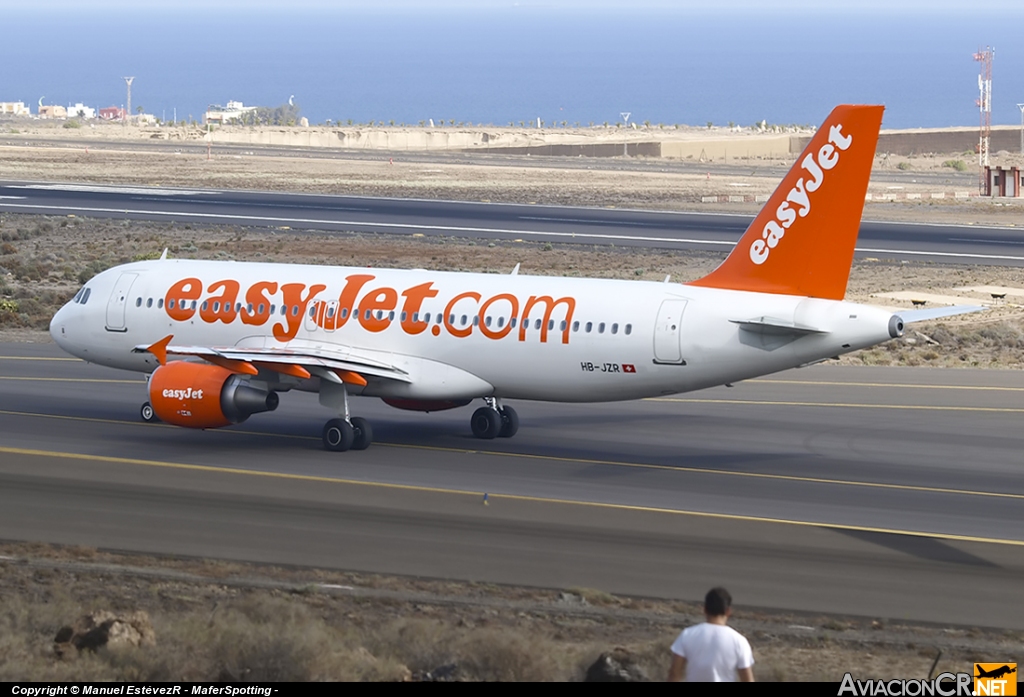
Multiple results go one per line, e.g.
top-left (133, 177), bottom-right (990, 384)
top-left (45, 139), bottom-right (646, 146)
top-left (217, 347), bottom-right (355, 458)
top-left (133, 335), bottom-right (411, 386)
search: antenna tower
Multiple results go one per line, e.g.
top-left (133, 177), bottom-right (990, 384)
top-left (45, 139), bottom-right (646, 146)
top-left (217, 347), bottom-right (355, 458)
top-left (123, 76), bottom-right (135, 124)
top-left (973, 47), bottom-right (993, 190)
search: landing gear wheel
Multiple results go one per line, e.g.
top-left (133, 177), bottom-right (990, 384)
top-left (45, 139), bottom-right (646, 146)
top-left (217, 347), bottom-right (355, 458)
top-left (498, 406), bottom-right (519, 438)
top-left (350, 417), bottom-right (373, 451)
top-left (140, 402), bottom-right (158, 423)
top-left (471, 407), bottom-right (502, 440)
top-left (323, 418), bottom-right (354, 452)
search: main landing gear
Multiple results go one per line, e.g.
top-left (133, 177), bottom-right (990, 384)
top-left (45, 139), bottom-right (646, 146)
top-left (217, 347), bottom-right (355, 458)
top-left (471, 398), bottom-right (518, 440)
top-left (320, 381), bottom-right (373, 452)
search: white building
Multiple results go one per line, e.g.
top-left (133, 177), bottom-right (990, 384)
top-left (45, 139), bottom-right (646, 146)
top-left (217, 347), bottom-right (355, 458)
top-left (204, 100), bottom-right (258, 125)
top-left (66, 103), bottom-right (96, 119)
top-left (0, 102), bottom-right (31, 117)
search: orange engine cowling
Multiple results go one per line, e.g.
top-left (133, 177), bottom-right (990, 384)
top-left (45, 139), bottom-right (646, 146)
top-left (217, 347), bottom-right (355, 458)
top-left (149, 361), bottom-right (279, 428)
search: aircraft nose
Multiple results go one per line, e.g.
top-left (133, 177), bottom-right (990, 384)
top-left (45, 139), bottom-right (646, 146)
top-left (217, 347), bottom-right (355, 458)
top-left (49, 301), bottom-right (73, 348)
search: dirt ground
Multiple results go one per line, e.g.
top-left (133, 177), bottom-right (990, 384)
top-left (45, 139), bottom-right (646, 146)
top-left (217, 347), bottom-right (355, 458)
top-left (1, 541), bottom-right (1019, 682)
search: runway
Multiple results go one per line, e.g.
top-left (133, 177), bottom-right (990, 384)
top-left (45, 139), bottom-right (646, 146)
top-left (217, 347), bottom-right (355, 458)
top-left (2, 180), bottom-right (1024, 265)
top-left (1, 342), bottom-right (1022, 628)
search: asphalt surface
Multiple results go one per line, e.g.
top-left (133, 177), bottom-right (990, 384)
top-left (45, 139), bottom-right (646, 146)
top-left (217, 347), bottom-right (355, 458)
top-left (2, 342), bottom-right (1022, 627)
top-left (2, 180), bottom-right (1024, 266)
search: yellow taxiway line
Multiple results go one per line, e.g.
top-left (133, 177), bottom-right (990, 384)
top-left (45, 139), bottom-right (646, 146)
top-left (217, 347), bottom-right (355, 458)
top-left (1, 444), bottom-right (1020, 548)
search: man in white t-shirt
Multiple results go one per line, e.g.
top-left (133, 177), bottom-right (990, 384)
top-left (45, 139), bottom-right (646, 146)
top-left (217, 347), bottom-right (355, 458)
top-left (667, 587), bottom-right (755, 682)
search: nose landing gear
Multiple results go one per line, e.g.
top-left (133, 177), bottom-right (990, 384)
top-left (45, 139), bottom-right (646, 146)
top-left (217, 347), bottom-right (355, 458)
top-left (471, 398), bottom-right (518, 440)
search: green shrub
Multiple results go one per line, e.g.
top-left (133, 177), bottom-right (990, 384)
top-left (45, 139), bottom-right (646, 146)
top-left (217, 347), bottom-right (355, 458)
top-left (942, 159), bottom-right (968, 172)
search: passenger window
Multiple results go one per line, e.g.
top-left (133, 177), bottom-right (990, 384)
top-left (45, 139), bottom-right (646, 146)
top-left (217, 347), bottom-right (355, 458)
top-left (497, 317), bottom-right (505, 328)
top-left (213, 302), bottom-right (221, 313)
top-left (598, 322), bottom-right (605, 334)
top-left (534, 319), bottom-right (541, 330)
top-left (460, 315), bottom-right (468, 326)
top-left (291, 305), bottom-right (299, 316)
top-left (168, 299), bottom-right (176, 310)
top-left (560, 320), bottom-right (567, 331)
top-left (327, 306), bottom-right (335, 318)
top-left (341, 308), bottom-right (349, 319)
top-left (547, 320), bottom-right (554, 331)
top-left (190, 301), bottom-right (197, 310)
top-left (158, 298), bottom-right (164, 309)
top-left (146, 298), bottom-right (153, 308)
top-left (511, 318), bottom-right (517, 328)
top-left (572, 321), bottom-right (579, 332)
top-left (135, 297), bottom-right (142, 307)
top-left (625, 324), bottom-right (632, 335)
top-left (611, 323), bottom-right (618, 335)
top-left (473, 316), bottom-right (479, 326)
top-left (258, 303), bottom-right (265, 314)
top-left (585, 321), bottom-right (592, 333)
top-left (388, 311), bottom-right (395, 321)
top-left (246, 303), bottom-right (253, 313)
top-left (235, 303), bottom-right (241, 313)
top-left (202, 301), bottom-right (209, 311)
top-left (402, 312), bottom-right (408, 322)
top-left (449, 314), bottom-right (455, 324)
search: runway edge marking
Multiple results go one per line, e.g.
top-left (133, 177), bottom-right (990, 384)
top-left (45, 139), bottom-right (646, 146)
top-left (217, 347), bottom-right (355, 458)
top-left (1, 445), bottom-right (1021, 548)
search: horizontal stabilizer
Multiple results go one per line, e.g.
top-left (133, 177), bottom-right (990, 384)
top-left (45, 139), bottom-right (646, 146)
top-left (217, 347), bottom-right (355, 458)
top-left (897, 305), bottom-right (986, 323)
top-left (730, 316), bottom-right (829, 336)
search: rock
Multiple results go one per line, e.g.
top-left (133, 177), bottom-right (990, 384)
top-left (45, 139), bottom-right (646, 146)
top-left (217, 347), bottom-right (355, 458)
top-left (584, 648), bottom-right (649, 682)
top-left (54, 610), bottom-right (156, 657)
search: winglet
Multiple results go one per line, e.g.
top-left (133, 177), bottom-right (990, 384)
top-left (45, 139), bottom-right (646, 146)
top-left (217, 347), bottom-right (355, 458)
top-left (159, 248), bottom-right (168, 261)
top-left (688, 105), bottom-right (884, 300)
top-left (146, 335), bottom-right (173, 366)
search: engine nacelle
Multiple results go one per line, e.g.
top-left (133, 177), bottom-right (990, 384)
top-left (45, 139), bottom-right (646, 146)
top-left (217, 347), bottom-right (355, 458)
top-left (149, 361), bottom-right (279, 428)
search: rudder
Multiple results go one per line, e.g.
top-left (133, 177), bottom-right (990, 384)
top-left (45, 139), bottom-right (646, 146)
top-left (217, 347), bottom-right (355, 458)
top-left (688, 105), bottom-right (884, 300)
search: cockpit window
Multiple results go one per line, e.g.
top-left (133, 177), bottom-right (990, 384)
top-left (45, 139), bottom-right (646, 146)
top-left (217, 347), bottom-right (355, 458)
top-left (80, 288), bottom-right (92, 305)
top-left (72, 288), bottom-right (84, 303)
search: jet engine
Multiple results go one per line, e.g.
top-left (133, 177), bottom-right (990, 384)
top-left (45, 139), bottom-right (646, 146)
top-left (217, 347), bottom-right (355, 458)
top-left (149, 361), bottom-right (278, 428)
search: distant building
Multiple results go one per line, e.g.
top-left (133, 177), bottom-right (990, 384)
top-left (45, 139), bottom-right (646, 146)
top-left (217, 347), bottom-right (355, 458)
top-left (0, 101), bottom-right (31, 117)
top-left (137, 113), bottom-right (157, 126)
top-left (99, 106), bottom-right (127, 121)
top-left (204, 100), bottom-right (257, 125)
top-left (67, 103), bottom-right (96, 119)
top-left (38, 105), bottom-right (68, 119)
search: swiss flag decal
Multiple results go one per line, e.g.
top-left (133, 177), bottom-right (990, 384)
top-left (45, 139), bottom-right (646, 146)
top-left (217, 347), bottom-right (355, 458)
top-left (622, 364), bottom-right (636, 373)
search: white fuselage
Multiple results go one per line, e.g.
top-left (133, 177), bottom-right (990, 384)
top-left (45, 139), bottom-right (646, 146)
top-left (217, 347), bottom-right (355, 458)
top-left (50, 259), bottom-right (899, 402)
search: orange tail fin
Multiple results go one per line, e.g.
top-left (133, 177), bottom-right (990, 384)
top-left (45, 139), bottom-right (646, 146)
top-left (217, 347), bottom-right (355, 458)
top-left (688, 105), bottom-right (883, 300)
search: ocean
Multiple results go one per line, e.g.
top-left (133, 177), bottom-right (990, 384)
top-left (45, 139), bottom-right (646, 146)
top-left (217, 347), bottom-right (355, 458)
top-left (1, 6), bottom-right (1022, 131)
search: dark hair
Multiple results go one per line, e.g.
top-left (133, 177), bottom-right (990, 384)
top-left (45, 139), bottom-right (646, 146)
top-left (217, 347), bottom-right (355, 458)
top-left (705, 587), bottom-right (732, 617)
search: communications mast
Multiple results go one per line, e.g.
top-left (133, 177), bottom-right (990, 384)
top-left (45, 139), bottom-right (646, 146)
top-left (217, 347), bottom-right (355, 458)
top-left (973, 47), bottom-right (993, 191)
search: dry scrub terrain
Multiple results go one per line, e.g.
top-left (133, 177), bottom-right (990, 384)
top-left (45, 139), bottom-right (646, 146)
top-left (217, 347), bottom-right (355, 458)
top-left (2, 542), bottom-right (1020, 682)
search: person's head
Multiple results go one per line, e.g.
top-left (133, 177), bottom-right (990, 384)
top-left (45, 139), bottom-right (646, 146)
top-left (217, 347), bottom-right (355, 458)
top-left (704, 587), bottom-right (732, 619)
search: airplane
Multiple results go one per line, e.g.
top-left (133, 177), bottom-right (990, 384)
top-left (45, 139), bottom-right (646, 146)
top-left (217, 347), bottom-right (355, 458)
top-left (49, 104), bottom-right (980, 452)
top-left (975, 665), bottom-right (1017, 680)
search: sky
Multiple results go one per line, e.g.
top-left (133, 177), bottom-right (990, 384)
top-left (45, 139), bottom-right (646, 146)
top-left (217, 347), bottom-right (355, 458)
top-left (3, 0), bottom-right (1024, 11)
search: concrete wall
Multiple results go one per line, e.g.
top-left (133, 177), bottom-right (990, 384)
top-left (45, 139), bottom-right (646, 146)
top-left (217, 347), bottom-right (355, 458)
top-left (793, 126), bottom-right (1022, 156)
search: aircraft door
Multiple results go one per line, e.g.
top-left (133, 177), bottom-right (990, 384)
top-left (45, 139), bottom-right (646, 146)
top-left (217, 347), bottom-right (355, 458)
top-left (105, 272), bottom-right (138, 332)
top-left (653, 299), bottom-right (687, 364)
